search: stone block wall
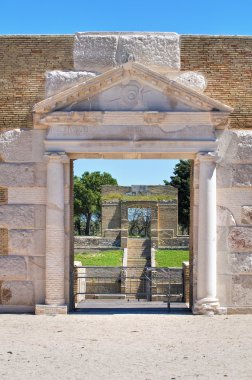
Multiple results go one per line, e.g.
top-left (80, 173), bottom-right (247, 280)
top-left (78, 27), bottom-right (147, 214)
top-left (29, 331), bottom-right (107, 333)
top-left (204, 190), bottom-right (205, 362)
top-left (74, 236), bottom-right (120, 251)
top-left (158, 203), bottom-right (178, 238)
top-left (215, 130), bottom-right (252, 310)
top-left (101, 202), bottom-right (121, 234)
top-left (0, 129), bottom-right (48, 311)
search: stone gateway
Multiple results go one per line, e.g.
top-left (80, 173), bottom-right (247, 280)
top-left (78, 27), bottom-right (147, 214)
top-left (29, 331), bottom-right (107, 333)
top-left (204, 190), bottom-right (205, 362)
top-left (0, 32), bottom-right (251, 314)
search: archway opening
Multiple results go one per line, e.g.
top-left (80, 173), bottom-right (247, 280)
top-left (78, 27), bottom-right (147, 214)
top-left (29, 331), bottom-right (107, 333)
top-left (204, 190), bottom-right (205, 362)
top-left (70, 158), bottom-right (192, 313)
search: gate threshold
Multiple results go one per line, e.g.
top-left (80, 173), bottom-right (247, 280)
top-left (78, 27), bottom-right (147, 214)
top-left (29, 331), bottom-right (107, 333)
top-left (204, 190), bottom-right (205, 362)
top-left (74, 300), bottom-right (191, 314)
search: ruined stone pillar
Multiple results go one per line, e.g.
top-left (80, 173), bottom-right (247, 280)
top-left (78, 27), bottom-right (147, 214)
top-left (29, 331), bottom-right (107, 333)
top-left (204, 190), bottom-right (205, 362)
top-left (194, 152), bottom-right (220, 314)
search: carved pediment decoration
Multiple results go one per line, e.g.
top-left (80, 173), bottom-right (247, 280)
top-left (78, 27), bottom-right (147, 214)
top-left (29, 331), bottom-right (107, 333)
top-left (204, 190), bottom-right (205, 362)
top-left (33, 62), bottom-right (233, 116)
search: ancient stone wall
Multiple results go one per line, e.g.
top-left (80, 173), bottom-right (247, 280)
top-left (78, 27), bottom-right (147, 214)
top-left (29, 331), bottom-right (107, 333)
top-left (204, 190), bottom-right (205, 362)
top-left (1, 35), bottom-right (252, 132)
top-left (101, 185), bottom-right (178, 248)
top-left (0, 33), bottom-right (252, 313)
top-left (216, 130), bottom-right (252, 309)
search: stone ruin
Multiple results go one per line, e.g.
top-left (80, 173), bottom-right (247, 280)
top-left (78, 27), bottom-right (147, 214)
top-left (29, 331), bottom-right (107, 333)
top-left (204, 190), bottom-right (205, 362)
top-left (0, 32), bottom-right (251, 315)
top-left (101, 184), bottom-right (187, 248)
top-left (75, 184), bottom-right (189, 250)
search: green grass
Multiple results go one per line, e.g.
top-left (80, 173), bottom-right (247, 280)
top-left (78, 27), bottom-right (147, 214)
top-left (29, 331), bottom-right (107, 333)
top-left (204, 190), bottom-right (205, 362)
top-left (155, 250), bottom-right (189, 268)
top-left (74, 250), bottom-right (123, 266)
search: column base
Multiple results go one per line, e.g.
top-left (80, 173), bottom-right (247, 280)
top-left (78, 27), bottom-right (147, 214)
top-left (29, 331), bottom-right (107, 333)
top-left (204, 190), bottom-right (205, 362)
top-left (35, 304), bottom-right (68, 315)
top-left (193, 298), bottom-right (227, 315)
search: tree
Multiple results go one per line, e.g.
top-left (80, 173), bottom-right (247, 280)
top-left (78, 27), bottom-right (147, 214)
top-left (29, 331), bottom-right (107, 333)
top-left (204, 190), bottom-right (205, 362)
top-left (164, 160), bottom-right (191, 234)
top-left (128, 208), bottom-right (151, 238)
top-left (74, 171), bottom-right (117, 236)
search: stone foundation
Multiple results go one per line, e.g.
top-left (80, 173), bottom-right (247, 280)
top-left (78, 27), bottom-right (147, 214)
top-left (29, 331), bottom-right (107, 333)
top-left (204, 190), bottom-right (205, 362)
top-left (35, 304), bottom-right (68, 315)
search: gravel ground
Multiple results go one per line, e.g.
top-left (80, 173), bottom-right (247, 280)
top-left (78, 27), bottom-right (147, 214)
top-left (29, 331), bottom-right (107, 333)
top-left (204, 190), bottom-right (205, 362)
top-left (0, 313), bottom-right (251, 380)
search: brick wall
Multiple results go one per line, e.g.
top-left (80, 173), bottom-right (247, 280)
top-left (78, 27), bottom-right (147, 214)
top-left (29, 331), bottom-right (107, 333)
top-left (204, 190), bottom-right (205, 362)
top-left (0, 35), bottom-right (74, 131)
top-left (1, 34), bottom-right (252, 132)
top-left (181, 35), bottom-right (252, 129)
top-left (0, 228), bottom-right (8, 255)
top-left (0, 187), bottom-right (8, 204)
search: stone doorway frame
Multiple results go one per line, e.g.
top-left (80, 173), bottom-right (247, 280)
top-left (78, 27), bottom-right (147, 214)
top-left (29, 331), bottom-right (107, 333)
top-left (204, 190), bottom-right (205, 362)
top-left (33, 62), bottom-right (233, 315)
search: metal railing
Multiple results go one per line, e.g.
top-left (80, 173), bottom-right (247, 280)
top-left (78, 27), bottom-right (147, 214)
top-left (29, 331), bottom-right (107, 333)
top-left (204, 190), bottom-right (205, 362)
top-left (74, 266), bottom-right (183, 310)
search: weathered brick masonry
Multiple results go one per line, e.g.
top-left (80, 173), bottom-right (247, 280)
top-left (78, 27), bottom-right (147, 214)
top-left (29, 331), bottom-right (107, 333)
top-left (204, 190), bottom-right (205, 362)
top-left (0, 35), bottom-right (74, 130)
top-left (1, 35), bottom-right (252, 131)
top-left (181, 35), bottom-right (252, 129)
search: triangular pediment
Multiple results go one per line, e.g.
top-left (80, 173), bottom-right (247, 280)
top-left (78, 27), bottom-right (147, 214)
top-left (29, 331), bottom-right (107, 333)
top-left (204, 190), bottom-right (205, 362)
top-left (33, 62), bottom-right (233, 115)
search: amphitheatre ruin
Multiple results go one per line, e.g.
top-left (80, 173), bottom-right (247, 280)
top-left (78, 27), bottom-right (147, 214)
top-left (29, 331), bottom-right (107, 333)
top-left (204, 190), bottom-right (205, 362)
top-left (0, 32), bottom-right (251, 314)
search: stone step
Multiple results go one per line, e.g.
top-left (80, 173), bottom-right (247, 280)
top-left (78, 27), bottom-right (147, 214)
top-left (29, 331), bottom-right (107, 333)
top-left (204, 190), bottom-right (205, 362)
top-left (127, 238), bottom-right (151, 248)
top-left (127, 251), bottom-right (150, 257)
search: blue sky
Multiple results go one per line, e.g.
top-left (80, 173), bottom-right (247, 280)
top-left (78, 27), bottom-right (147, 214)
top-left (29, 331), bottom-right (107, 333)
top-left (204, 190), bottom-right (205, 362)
top-left (0, 0), bottom-right (251, 35)
top-left (1, 0), bottom-right (251, 185)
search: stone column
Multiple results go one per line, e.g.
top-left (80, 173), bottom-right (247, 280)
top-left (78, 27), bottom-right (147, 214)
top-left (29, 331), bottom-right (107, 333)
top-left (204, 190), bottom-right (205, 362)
top-left (35, 152), bottom-right (69, 315)
top-left (194, 152), bottom-right (220, 315)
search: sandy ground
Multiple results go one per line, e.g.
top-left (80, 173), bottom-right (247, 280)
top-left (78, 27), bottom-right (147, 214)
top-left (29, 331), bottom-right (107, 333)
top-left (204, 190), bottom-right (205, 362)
top-left (0, 312), bottom-right (252, 380)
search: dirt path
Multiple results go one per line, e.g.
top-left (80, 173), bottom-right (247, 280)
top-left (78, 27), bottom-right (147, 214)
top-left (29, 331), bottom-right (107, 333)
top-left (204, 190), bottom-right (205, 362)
top-left (0, 313), bottom-right (251, 379)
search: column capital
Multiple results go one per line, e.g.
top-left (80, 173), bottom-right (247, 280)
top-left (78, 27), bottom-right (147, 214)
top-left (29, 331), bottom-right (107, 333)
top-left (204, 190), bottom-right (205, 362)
top-left (43, 151), bottom-right (69, 164)
top-left (195, 151), bottom-right (219, 164)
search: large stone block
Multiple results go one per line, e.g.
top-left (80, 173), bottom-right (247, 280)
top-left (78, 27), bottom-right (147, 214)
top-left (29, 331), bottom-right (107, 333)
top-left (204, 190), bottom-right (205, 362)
top-left (217, 206), bottom-right (236, 226)
top-left (0, 163), bottom-right (47, 187)
top-left (232, 274), bottom-right (252, 305)
top-left (0, 130), bottom-right (45, 163)
top-left (27, 256), bottom-right (45, 281)
top-left (0, 205), bottom-right (34, 229)
top-left (0, 205), bottom-right (45, 229)
top-left (217, 188), bottom-right (252, 225)
top-left (217, 163), bottom-right (252, 188)
top-left (217, 130), bottom-right (252, 164)
top-left (241, 206), bottom-right (252, 225)
top-left (230, 253), bottom-right (252, 273)
top-left (9, 229), bottom-right (45, 256)
top-left (216, 165), bottom-right (233, 188)
top-left (0, 281), bottom-right (34, 306)
top-left (171, 71), bottom-right (207, 92)
top-left (233, 165), bottom-right (252, 187)
top-left (0, 163), bottom-right (34, 186)
top-left (217, 227), bottom-right (228, 251)
top-left (228, 227), bottom-right (252, 252)
top-left (74, 32), bottom-right (180, 72)
top-left (8, 187), bottom-right (46, 205)
top-left (0, 256), bottom-right (27, 280)
top-left (45, 70), bottom-right (97, 97)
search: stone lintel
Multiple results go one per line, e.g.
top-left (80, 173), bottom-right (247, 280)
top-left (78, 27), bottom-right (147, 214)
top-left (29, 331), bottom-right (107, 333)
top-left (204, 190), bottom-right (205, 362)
top-left (40, 111), bottom-right (217, 128)
top-left (35, 304), bottom-right (68, 315)
top-left (45, 140), bottom-right (218, 157)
